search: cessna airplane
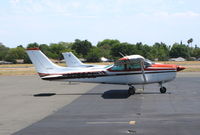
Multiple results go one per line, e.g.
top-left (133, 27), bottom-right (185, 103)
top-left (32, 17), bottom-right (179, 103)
top-left (27, 48), bottom-right (185, 95)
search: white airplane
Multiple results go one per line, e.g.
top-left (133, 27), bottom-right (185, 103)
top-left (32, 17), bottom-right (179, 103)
top-left (27, 48), bottom-right (185, 95)
top-left (62, 52), bottom-right (106, 68)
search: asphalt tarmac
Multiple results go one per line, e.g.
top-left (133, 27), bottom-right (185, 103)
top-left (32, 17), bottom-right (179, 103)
top-left (0, 76), bottom-right (97, 135)
top-left (7, 72), bottom-right (200, 135)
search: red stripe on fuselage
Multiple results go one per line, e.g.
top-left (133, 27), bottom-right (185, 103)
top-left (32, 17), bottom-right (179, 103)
top-left (38, 64), bottom-right (178, 77)
top-left (107, 63), bottom-right (177, 72)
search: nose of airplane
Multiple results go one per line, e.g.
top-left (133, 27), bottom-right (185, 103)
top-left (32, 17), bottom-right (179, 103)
top-left (176, 65), bottom-right (186, 71)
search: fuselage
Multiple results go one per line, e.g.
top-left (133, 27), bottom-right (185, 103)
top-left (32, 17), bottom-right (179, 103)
top-left (41, 62), bottom-right (184, 85)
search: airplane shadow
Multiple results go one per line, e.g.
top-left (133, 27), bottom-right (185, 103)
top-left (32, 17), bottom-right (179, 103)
top-left (101, 90), bottom-right (131, 99)
top-left (33, 93), bottom-right (56, 97)
top-left (33, 92), bottom-right (102, 97)
top-left (33, 90), bottom-right (170, 98)
top-left (33, 91), bottom-right (130, 99)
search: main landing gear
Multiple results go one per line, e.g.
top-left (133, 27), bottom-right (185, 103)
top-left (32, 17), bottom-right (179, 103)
top-left (128, 84), bottom-right (136, 95)
top-left (128, 83), bottom-right (167, 95)
top-left (159, 82), bottom-right (167, 94)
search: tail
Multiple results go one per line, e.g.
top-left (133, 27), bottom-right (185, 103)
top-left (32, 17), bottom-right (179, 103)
top-left (62, 52), bottom-right (84, 67)
top-left (26, 48), bottom-right (63, 74)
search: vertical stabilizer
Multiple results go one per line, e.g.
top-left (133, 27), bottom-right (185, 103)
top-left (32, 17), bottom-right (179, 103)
top-left (62, 52), bottom-right (84, 67)
top-left (26, 48), bottom-right (62, 74)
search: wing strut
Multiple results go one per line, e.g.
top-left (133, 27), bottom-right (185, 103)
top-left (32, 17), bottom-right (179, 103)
top-left (140, 60), bottom-right (147, 91)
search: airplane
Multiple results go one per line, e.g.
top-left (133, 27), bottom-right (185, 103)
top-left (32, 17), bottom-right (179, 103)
top-left (26, 48), bottom-right (185, 95)
top-left (62, 52), bottom-right (106, 68)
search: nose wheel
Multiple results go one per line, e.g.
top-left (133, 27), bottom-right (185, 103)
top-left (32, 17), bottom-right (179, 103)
top-left (128, 86), bottom-right (136, 95)
top-left (159, 82), bottom-right (167, 94)
top-left (160, 87), bottom-right (167, 93)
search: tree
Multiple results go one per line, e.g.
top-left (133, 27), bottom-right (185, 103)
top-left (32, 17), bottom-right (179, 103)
top-left (0, 43), bottom-right (9, 60)
top-left (86, 47), bottom-right (102, 62)
top-left (142, 45), bottom-right (153, 60)
top-left (151, 42), bottom-right (170, 61)
top-left (193, 47), bottom-right (200, 58)
top-left (110, 42), bottom-right (135, 59)
top-left (72, 39), bottom-right (92, 57)
top-left (169, 43), bottom-right (189, 58)
top-left (97, 39), bottom-right (120, 48)
top-left (17, 45), bottom-right (24, 48)
top-left (135, 42), bottom-right (144, 55)
top-left (38, 44), bottom-right (54, 58)
top-left (187, 38), bottom-right (193, 46)
top-left (27, 42), bottom-right (39, 48)
top-left (5, 47), bottom-right (30, 63)
top-left (58, 41), bottom-right (73, 49)
top-left (97, 39), bottom-right (120, 59)
top-left (49, 43), bottom-right (68, 60)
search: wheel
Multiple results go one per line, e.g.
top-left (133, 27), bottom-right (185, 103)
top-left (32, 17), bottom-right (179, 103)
top-left (160, 87), bottom-right (167, 94)
top-left (128, 86), bottom-right (135, 95)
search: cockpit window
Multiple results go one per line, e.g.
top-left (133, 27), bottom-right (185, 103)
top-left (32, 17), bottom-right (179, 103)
top-left (110, 63), bottom-right (141, 71)
top-left (111, 65), bottom-right (125, 71)
top-left (145, 59), bottom-right (154, 64)
top-left (110, 59), bottom-right (153, 71)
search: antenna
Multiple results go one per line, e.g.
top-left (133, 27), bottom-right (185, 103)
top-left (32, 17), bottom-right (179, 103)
top-left (119, 52), bottom-right (125, 57)
top-left (119, 52), bottom-right (126, 57)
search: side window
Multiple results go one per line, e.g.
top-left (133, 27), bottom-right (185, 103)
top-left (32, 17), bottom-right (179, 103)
top-left (111, 59), bottom-right (149, 71)
top-left (111, 65), bottom-right (125, 71)
top-left (111, 63), bottom-right (141, 71)
top-left (144, 61), bottom-right (151, 67)
top-left (128, 63), bottom-right (141, 70)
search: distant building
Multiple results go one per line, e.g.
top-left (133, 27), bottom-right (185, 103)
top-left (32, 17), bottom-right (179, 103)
top-left (100, 57), bottom-right (113, 62)
top-left (49, 59), bottom-right (60, 63)
top-left (188, 57), bottom-right (196, 61)
top-left (79, 58), bottom-right (86, 63)
top-left (0, 61), bottom-right (13, 64)
top-left (16, 59), bottom-right (24, 64)
top-left (60, 59), bottom-right (66, 63)
top-left (154, 58), bottom-right (159, 61)
top-left (169, 57), bottom-right (186, 61)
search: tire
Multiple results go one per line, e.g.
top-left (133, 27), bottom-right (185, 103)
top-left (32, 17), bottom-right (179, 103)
top-left (129, 87), bottom-right (135, 95)
top-left (160, 87), bottom-right (167, 93)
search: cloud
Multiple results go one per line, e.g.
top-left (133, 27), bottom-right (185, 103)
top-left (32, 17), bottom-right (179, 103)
top-left (10, 0), bottom-right (20, 4)
top-left (154, 11), bottom-right (200, 18)
top-left (7, 0), bottom-right (200, 19)
top-left (173, 11), bottom-right (200, 17)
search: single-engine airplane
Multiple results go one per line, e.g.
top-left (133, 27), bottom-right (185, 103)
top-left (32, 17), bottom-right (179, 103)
top-left (27, 48), bottom-right (185, 95)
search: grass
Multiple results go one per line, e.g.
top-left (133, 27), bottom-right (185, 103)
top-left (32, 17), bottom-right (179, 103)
top-left (0, 64), bottom-right (33, 68)
top-left (0, 61), bottom-right (200, 75)
top-left (158, 61), bottom-right (200, 65)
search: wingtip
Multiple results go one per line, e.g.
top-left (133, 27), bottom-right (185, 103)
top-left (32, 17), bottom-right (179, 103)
top-left (26, 47), bottom-right (40, 50)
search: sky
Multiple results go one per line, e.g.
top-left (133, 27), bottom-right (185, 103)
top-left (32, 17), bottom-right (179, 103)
top-left (0, 0), bottom-right (200, 47)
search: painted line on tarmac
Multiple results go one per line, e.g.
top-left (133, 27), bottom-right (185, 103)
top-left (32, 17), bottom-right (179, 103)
top-left (87, 121), bottom-right (136, 125)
